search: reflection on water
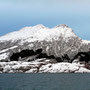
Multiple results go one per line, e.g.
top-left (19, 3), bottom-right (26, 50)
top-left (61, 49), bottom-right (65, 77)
top-left (0, 74), bottom-right (90, 90)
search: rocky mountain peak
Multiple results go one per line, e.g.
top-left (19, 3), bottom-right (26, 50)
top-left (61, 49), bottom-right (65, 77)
top-left (55, 24), bottom-right (68, 28)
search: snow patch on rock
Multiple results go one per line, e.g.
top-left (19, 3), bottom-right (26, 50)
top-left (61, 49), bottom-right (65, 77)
top-left (0, 53), bottom-right (9, 60)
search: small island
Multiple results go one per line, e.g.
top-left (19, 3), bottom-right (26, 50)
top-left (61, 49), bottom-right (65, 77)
top-left (0, 24), bottom-right (90, 73)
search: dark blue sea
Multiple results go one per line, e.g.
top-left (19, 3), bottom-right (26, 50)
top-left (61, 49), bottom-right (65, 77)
top-left (0, 74), bottom-right (90, 90)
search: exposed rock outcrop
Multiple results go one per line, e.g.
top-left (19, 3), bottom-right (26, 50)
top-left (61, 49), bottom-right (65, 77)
top-left (71, 51), bottom-right (90, 63)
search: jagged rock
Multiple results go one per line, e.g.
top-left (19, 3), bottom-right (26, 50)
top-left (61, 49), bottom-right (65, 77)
top-left (10, 52), bottom-right (20, 61)
top-left (20, 49), bottom-right (35, 58)
top-left (35, 48), bottom-right (42, 54)
top-left (71, 51), bottom-right (90, 63)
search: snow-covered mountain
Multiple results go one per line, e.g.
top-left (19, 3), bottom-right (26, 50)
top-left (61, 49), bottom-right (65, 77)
top-left (0, 24), bottom-right (90, 73)
top-left (0, 24), bottom-right (75, 41)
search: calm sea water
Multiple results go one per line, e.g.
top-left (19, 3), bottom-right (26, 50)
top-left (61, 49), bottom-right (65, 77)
top-left (0, 74), bottom-right (90, 90)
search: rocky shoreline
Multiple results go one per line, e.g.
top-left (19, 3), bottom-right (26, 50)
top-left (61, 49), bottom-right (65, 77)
top-left (0, 59), bottom-right (90, 73)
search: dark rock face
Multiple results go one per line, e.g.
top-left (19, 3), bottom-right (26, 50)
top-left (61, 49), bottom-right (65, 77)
top-left (71, 51), bottom-right (90, 63)
top-left (36, 53), bottom-right (48, 59)
top-left (20, 49), bottom-right (35, 58)
top-left (10, 49), bottom-right (36, 61)
top-left (48, 55), bottom-right (56, 59)
top-left (56, 57), bottom-right (63, 62)
top-left (8, 48), bottom-right (90, 64)
top-left (10, 53), bottom-right (20, 61)
top-left (10, 49), bottom-right (56, 61)
top-left (35, 48), bottom-right (42, 54)
top-left (62, 54), bottom-right (70, 62)
top-left (10, 48), bottom-right (70, 62)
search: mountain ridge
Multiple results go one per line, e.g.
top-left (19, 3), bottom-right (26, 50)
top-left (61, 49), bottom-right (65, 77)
top-left (0, 24), bottom-right (90, 58)
top-left (0, 24), bottom-right (77, 41)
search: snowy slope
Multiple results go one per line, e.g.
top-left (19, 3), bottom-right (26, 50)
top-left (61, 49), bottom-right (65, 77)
top-left (82, 40), bottom-right (90, 44)
top-left (0, 24), bottom-right (76, 42)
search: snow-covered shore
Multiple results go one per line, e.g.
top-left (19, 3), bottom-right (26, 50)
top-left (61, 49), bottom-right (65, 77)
top-left (0, 59), bottom-right (90, 73)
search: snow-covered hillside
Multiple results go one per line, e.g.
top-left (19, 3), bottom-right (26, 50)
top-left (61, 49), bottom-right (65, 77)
top-left (0, 24), bottom-right (76, 42)
top-left (0, 24), bottom-right (90, 73)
